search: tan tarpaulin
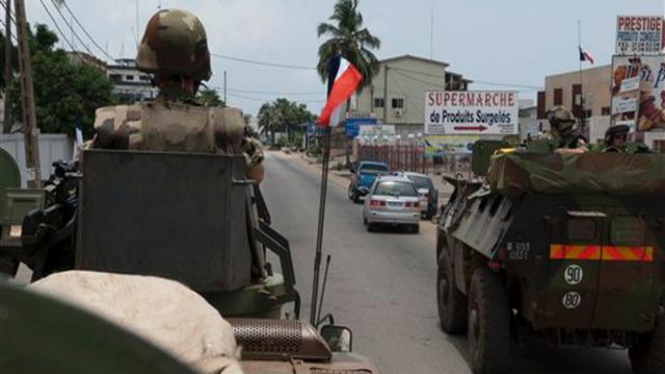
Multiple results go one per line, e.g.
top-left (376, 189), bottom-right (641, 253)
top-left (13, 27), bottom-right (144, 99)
top-left (487, 152), bottom-right (665, 196)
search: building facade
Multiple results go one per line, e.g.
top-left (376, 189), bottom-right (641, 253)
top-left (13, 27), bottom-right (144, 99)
top-left (106, 58), bottom-right (158, 102)
top-left (537, 65), bottom-right (613, 143)
top-left (353, 55), bottom-right (470, 136)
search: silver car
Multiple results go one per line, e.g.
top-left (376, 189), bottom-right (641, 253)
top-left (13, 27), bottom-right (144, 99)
top-left (361, 176), bottom-right (421, 233)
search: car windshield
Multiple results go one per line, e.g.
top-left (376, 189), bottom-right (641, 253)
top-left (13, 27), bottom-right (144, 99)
top-left (408, 176), bottom-right (432, 190)
top-left (373, 181), bottom-right (417, 197)
top-left (360, 164), bottom-right (388, 174)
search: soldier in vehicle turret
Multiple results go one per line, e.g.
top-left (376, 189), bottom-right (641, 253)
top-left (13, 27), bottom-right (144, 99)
top-left (91, 9), bottom-right (264, 182)
top-left (603, 124), bottom-right (630, 152)
top-left (546, 106), bottom-right (588, 152)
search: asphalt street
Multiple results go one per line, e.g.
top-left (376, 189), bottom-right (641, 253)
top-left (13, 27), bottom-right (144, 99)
top-left (262, 152), bottom-right (634, 374)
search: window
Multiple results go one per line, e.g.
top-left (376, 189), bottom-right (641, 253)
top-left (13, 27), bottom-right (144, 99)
top-left (553, 88), bottom-right (563, 105)
top-left (139, 75), bottom-right (151, 81)
top-left (108, 74), bottom-right (122, 83)
top-left (125, 75), bottom-right (134, 81)
top-left (373, 181), bottom-right (417, 197)
top-left (392, 98), bottom-right (404, 109)
top-left (373, 98), bottom-right (384, 108)
top-left (601, 107), bottom-right (611, 116)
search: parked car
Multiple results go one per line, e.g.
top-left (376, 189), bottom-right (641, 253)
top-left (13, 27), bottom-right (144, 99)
top-left (394, 171), bottom-right (438, 219)
top-left (361, 175), bottom-right (421, 233)
top-left (348, 161), bottom-right (389, 203)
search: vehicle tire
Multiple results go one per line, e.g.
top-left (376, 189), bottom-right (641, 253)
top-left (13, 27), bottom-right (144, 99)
top-left (366, 222), bottom-right (375, 232)
top-left (468, 267), bottom-right (511, 374)
top-left (437, 250), bottom-right (467, 334)
top-left (363, 216), bottom-right (368, 226)
top-left (352, 190), bottom-right (360, 204)
top-left (348, 185), bottom-right (354, 200)
top-left (412, 224), bottom-right (420, 234)
top-left (629, 306), bottom-right (664, 374)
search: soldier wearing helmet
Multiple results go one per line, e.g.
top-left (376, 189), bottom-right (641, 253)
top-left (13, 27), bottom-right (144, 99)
top-left (547, 106), bottom-right (588, 152)
top-left (91, 9), bottom-right (264, 182)
top-left (603, 124), bottom-right (630, 152)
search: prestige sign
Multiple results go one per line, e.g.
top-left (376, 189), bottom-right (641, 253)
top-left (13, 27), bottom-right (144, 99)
top-left (616, 16), bottom-right (663, 55)
top-left (424, 91), bottom-right (518, 135)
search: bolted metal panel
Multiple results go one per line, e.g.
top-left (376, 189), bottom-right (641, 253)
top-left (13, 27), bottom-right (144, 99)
top-left (77, 149), bottom-right (252, 293)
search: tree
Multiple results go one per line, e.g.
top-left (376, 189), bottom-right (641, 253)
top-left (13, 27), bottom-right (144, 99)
top-left (197, 87), bottom-right (225, 107)
top-left (317, 0), bottom-right (381, 166)
top-left (8, 24), bottom-right (114, 137)
top-left (316, 0), bottom-right (381, 91)
top-left (257, 98), bottom-right (316, 145)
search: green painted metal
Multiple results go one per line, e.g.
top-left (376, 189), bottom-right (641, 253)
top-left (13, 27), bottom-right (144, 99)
top-left (0, 148), bottom-right (21, 218)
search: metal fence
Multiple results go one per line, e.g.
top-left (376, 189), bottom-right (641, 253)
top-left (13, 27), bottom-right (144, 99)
top-left (356, 145), bottom-right (472, 177)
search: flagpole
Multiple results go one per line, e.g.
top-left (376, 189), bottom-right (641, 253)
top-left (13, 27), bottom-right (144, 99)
top-left (310, 55), bottom-right (338, 326)
top-left (578, 19), bottom-right (586, 131)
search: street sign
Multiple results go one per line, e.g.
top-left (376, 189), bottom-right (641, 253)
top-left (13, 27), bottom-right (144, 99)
top-left (424, 91), bottom-right (519, 135)
top-left (616, 16), bottom-right (663, 55)
top-left (345, 117), bottom-right (377, 138)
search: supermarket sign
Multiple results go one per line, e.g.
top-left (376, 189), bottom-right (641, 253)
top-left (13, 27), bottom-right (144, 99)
top-left (424, 91), bottom-right (518, 135)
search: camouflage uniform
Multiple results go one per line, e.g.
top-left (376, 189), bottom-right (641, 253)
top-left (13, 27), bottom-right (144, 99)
top-left (91, 9), bottom-right (264, 177)
top-left (547, 106), bottom-right (588, 151)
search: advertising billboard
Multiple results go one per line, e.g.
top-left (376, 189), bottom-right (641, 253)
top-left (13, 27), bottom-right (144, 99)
top-left (423, 135), bottom-right (479, 155)
top-left (611, 55), bottom-right (665, 132)
top-left (424, 91), bottom-right (519, 135)
top-left (616, 16), bottom-right (663, 55)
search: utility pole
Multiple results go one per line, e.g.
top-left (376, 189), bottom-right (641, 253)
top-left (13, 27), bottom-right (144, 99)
top-left (14, 0), bottom-right (41, 188)
top-left (223, 70), bottom-right (227, 104)
top-left (383, 65), bottom-right (389, 124)
top-left (3, 0), bottom-right (12, 133)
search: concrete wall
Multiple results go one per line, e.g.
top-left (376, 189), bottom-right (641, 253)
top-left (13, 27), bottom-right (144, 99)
top-left (545, 65), bottom-right (612, 117)
top-left (0, 133), bottom-right (74, 187)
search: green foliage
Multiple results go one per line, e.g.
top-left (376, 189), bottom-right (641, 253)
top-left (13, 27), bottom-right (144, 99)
top-left (8, 24), bottom-right (114, 137)
top-left (317, 0), bottom-right (381, 91)
top-left (257, 98), bottom-right (316, 143)
top-left (0, 34), bottom-right (18, 90)
top-left (197, 87), bottom-right (225, 107)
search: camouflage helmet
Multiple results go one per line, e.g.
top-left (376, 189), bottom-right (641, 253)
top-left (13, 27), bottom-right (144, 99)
top-left (604, 124), bottom-right (630, 144)
top-left (547, 106), bottom-right (577, 137)
top-left (136, 9), bottom-right (212, 82)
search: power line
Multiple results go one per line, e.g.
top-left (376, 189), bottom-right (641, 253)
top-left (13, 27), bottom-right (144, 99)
top-left (47, 0), bottom-right (95, 56)
top-left (58, 0), bottom-right (115, 61)
top-left (38, 0), bottom-right (80, 56)
top-left (391, 66), bottom-right (542, 90)
top-left (227, 87), bottom-right (324, 96)
top-left (0, 0), bottom-right (17, 25)
top-left (211, 52), bottom-right (317, 70)
top-left (228, 92), bottom-right (324, 104)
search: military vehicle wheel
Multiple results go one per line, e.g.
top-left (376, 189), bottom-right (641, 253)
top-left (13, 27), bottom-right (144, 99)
top-left (468, 267), bottom-right (511, 374)
top-left (437, 250), bottom-right (467, 334)
top-left (629, 307), bottom-right (664, 374)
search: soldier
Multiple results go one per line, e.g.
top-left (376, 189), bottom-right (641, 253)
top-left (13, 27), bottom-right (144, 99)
top-left (546, 106), bottom-right (588, 152)
top-left (603, 124), bottom-right (630, 152)
top-left (92, 9), bottom-right (264, 182)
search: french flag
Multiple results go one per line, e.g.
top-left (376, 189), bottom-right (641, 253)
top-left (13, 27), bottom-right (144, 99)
top-left (317, 56), bottom-right (363, 127)
top-left (579, 47), bottom-right (595, 65)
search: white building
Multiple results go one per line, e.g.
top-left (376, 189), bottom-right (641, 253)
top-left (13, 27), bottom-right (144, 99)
top-left (107, 58), bottom-right (158, 102)
top-left (353, 55), bottom-right (471, 137)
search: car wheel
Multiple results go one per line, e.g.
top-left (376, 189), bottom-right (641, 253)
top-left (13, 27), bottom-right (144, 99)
top-left (366, 222), bottom-right (375, 232)
top-left (363, 217), bottom-right (368, 226)
top-left (468, 267), bottom-right (511, 374)
top-left (348, 184), bottom-right (354, 200)
top-left (412, 224), bottom-right (420, 234)
top-left (437, 249), bottom-right (467, 334)
top-left (629, 306), bottom-right (664, 374)
top-left (352, 191), bottom-right (360, 204)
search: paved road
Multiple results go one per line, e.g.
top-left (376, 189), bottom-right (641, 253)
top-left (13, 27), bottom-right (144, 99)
top-left (262, 152), bottom-right (633, 374)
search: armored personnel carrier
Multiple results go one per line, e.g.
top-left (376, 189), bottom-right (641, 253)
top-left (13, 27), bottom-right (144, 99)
top-left (0, 148), bottom-right (379, 373)
top-left (436, 140), bottom-right (665, 374)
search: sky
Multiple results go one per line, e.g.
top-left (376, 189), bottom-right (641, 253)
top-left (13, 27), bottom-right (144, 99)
top-left (24, 0), bottom-right (665, 117)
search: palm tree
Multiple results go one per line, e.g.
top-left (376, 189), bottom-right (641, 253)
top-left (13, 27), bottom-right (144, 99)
top-left (197, 88), bottom-right (225, 107)
top-left (317, 0), bottom-right (381, 167)
top-left (316, 0), bottom-right (381, 91)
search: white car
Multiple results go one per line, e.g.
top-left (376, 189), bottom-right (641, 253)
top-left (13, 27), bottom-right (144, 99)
top-left (361, 175), bottom-right (421, 233)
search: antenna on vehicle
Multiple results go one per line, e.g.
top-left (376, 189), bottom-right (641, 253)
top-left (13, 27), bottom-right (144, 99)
top-left (316, 255), bottom-right (332, 326)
